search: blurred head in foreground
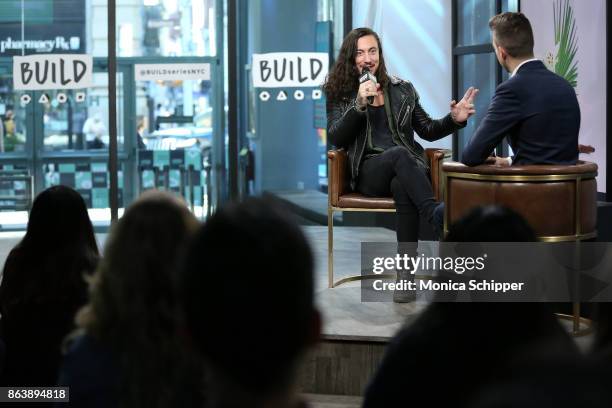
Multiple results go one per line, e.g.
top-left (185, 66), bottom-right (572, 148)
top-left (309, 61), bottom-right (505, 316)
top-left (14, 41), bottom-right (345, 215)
top-left (442, 205), bottom-right (539, 303)
top-left (181, 196), bottom-right (320, 406)
top-left (1, 185), bottom-right (99, 312)
top-left (0, 185), bottom-right (98, 386)
top-left (363, 206), bottom-right (577, 408)
top-left (75, 190), bottom-right (201, 407)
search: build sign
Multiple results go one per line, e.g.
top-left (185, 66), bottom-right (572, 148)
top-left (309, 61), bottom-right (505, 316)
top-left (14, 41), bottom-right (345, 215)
top-left (252, 52), bottom-right (328, 102)
top-left (13, 54), bottom-right (93, 90)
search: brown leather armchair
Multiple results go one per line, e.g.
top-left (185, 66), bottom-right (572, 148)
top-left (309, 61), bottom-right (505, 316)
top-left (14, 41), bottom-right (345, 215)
top-left (442, 160), bottom-right (598, 335)
top-left (327, 148), bottom-right (451, 288)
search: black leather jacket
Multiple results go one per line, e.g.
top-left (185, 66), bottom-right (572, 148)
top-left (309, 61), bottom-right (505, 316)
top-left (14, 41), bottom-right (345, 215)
top-left (327, 76), bottom-right (465, 189)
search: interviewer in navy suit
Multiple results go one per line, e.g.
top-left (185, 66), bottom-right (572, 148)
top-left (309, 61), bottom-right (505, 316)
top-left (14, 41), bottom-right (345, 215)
top-left (461, 12), bottom-right (580, 167)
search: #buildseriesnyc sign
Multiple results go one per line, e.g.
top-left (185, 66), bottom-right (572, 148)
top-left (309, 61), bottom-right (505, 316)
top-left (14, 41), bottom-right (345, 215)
top-left (252, 52), bottom-right (328, 102)
top-left (134, 63), bottom-right (212, 81)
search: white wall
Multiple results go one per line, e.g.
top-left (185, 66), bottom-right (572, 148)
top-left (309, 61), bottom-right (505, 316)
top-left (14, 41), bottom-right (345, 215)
top-left (522, 0), bottom-right (607, 193)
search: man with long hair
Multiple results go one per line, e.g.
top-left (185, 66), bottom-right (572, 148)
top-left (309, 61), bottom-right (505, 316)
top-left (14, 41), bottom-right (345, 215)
top-left (324, 28), bottom-right (477, 300)
top-left (324, 28), bottom-right (477, 242)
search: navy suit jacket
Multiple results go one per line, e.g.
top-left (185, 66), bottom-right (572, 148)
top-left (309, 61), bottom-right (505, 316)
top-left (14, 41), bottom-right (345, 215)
top-left (461, 60), bottom-right (580, 166)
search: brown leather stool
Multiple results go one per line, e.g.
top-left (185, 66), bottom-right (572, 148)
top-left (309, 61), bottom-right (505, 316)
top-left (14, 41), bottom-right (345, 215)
top-left (442, 160), bottom-right (598, 335)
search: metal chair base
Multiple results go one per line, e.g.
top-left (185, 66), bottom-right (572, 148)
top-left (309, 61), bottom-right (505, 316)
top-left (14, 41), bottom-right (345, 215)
top-left (556, 301), bottom-right (595, 337)
top-left (330, 273), bottom-right (395, 289)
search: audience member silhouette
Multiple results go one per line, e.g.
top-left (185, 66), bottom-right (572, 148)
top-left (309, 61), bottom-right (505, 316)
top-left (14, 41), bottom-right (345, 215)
top-left (0, 186), bottom-right (99, 387)
top-left (444, 205), bottom-right (538, 242)
top-left (363, 206), bottom-right (578, 408)
top-left (594, 303), bottom-right (612, 357)
top-left (180, 197), bottom-right (320, 408)
top-left (468, 354), bottom-right (612, 408)
top-left (0, 338), bottom-right (5, 379)
top-left (58, 191), bottom-right (205, 408)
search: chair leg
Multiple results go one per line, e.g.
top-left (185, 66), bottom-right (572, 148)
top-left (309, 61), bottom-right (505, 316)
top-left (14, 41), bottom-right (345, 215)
top-left (573, 302), bottom-right (580, 335)
top-left (328, 207), bottom-right (334, 288)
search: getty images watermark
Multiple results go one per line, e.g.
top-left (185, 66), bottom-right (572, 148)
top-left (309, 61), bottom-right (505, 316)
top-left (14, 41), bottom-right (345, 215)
top-left (360, 242), bottom-right (612, 302)
top-left (370, 252), bottom-right (525, 294)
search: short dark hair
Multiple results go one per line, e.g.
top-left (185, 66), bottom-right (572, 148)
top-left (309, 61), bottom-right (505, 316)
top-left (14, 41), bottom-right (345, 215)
top-left (489, 12), bottom-right (534, 58)
top-left (180, 196), bottom-right (315, 395)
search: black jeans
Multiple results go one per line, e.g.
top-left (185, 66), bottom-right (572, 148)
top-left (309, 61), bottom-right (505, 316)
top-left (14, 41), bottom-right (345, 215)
top-left (356, 146), bottom-right (437, 243)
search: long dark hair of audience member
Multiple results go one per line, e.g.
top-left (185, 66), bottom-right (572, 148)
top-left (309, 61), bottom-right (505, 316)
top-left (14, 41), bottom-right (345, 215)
top-left (0, 185), bottom-right (99, 386)
top-left (59, 191), bottom-right (204, 408)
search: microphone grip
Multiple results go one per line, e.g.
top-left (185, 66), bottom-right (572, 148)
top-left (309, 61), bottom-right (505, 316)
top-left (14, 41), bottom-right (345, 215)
top-left (360, 70), bottom-right (376, 105)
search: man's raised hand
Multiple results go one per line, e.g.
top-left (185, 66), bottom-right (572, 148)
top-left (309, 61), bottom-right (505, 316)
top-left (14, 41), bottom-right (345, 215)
top-left (450, 87), bottom-right (479, 123)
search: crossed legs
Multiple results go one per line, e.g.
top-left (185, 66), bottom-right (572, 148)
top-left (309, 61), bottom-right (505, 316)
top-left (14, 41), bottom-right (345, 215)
top-left (356, 146), bottom-right (438, 243)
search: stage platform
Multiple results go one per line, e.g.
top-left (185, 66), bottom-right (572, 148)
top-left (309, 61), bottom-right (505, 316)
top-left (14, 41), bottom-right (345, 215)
top-left (298, 226), bottom-right (424, 396)
top-left (305, 226), bottom-right (426, 340)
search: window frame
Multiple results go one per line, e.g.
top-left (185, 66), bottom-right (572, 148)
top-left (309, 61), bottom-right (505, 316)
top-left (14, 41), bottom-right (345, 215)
top-left (451, 0), bottom-right (510, 161)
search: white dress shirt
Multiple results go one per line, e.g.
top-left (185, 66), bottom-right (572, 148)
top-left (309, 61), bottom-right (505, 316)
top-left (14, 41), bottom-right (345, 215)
top-left (510, 58), bottom-right (539, 77)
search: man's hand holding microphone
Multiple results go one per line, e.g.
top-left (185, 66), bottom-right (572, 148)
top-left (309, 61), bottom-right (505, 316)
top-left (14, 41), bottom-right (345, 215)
top-left (356, 67), bottom-right (380, 110)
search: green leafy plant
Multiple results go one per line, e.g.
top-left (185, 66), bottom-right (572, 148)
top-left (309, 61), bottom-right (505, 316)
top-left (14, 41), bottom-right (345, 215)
top-left (553, 0), bottom-right (578, 87)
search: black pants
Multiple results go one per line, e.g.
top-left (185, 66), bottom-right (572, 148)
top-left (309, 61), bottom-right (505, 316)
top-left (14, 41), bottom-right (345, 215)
top-left (356, 146), bottom-right (437, 243)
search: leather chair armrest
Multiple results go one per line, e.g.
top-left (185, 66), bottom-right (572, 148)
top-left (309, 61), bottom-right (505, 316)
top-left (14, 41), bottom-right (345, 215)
top-left (425, 148), bottom-right (451, 202)
top-left (328, 149), bottom-right (350, 207)
top-left (442, 160), bottom-right (598, 176)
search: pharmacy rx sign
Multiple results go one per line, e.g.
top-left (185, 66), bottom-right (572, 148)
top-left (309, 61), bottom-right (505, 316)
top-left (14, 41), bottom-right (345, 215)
top-left (252, 52), bottom-right (328, 102)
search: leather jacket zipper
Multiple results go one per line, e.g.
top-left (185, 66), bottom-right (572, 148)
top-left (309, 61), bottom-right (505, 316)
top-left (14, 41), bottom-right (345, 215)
top-left (397, 97), bottom-right (410, 130)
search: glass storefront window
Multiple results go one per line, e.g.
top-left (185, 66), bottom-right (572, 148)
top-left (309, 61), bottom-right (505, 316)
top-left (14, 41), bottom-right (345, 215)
top-left (134, 76), bottom-right (213, 218)
top-left (502, 0), bottom-right (519, 12)
top-left (41, 73), bottom-right (125, 152)
top-left (0, 76), bottom-right (27, 154)
top-left (98, 0), bottom-right (218, 58)
top-left (457, 0), bottom-right (497, 46)
top-left (456, 53), bottom-right (497, 157)
top-left (1, 0), bottom-right (222, 230)
top-left (318, 0), bottom-right (344, 58)
top-left (0, 0), bottom-right (86, 57)
top-left (136, 77), bottom-right (212, 150)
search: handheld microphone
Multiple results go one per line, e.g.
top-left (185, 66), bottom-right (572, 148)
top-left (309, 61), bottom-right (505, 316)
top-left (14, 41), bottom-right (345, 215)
top-left (359, 66), bottom-right (377, 104)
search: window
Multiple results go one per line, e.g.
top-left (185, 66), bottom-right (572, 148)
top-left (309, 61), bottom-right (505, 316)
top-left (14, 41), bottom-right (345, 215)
top-left (452, 0), bottom-right (518, 159)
